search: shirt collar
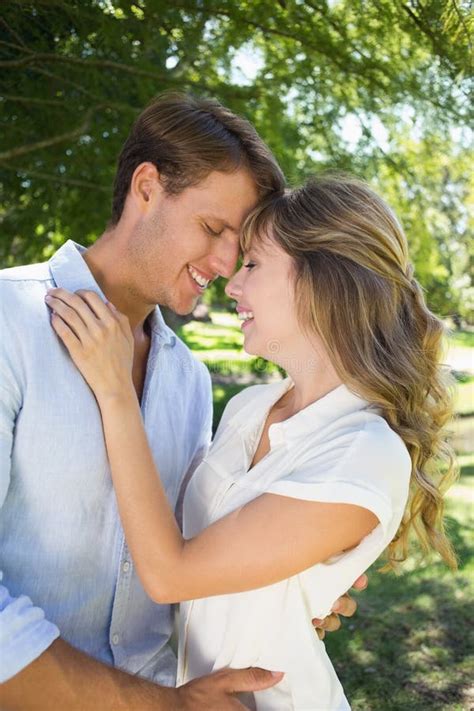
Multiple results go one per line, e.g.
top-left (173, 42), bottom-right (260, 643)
top-left (49, 240), bottom-right (176, 347)
top-left (228, 377), bottom-right (370, 445)
top-left (275, 380), bottom-right (370, 443)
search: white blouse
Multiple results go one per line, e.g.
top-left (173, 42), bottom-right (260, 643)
top-left (177, 379), bottom-right (411, 710)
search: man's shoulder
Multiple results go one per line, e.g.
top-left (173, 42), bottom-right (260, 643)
top-left (0, 261), bottom-right (52, 328)
top-left (0, 260), bottom-right (51, 284)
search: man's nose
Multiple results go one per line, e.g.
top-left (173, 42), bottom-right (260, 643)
top-left (210, 234), bottom-right (240, 279)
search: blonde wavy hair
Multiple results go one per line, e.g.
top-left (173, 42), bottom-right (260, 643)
top-left (241, 174), bottom-right (458, 571)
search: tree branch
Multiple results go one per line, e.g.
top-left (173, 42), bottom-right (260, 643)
top-left (30, 65), bottom-right (112, 102)
top-left (2, 92), bottom-right (140, 114)
top-left (2, 94), bottom-right (66, 107)
top-left (0, 17), bottom-right (28, 49)
top-left (1, 49), bottom-right (249, 99)
top-left (0, 106), bottom-right (98, 161)
top-left (0, 162), bottom-right (110, 191)
top-left (0, 51), bottom-right (172, 78)
top-left (0, 38), bottom-right (29, 53)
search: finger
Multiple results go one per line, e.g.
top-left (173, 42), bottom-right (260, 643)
top-left (106, 301), bottom-right (133, 340)
top-left (50, 312), bottom-right (82, 357)
top-left (217, 667), bottom-right (284, 693)
top-left (313, 613), bottom-right (342, 633)
top-left (47, 288), bottom-right (99, 332)
top-left (76, 289), bottom-right (115, 322)
top-left (78, 290), bottom-right (133, 343)
top-left (46, 295), bottom-right (90, 343)
top-left (316, 628), bottom-right (325, 640)
top-left (352, 573), bottom-right (368, 590)
top-left (332, 593), bottom-right (357, 618)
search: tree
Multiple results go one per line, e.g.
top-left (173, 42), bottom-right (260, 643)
top-left (1, 0), bottom-right (472, 319)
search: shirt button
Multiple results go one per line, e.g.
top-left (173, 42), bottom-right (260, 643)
top-left (112, 634), bottom-right (120, 645)
top-left (122, 561), bottom-right (130, 573)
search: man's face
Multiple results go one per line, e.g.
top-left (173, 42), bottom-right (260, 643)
top-left (128, 169), bottom-right (259, 314)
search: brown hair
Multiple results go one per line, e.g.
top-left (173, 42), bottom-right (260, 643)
top-left (110, 92), bottom-right (285, 224)
top-left (242, 173), bottom-right (458, 571)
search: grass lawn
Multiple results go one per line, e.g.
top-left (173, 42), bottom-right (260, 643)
top-left (325, 469), bottom-right (473, 710)
top-left (179, 311), bottom-right (474, 709)
top-left (449, 331), bottom-right (474, 349)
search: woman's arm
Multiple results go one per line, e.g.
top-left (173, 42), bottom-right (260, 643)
top-left (45, 288), bottom-right (378, 604)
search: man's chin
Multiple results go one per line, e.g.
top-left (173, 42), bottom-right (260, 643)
top-left (169, 297), bottom-right (198, 317)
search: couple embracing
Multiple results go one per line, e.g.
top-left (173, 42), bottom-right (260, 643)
top-left (0, 93), bottom-right (455, 710)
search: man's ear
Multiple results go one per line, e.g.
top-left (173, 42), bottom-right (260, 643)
top-left (129, 162), bottom-right (162, 213)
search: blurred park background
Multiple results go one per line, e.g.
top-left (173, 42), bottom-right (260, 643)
top-left (1, 1), bottom-right (472, 708)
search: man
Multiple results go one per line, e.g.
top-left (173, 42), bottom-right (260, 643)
top-left (0, 93), bottom-right (365, 710)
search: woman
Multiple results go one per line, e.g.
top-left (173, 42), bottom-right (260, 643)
top-left (45, 175), bottom-right (456, 710)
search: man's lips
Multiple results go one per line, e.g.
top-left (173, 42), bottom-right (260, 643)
top-left (188, 264), bottom-right (215, 281)
top-left (187, 264), bottom-right (214, 291)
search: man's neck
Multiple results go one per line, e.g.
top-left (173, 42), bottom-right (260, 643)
top-left (83, 231), bottom-right (154, 334)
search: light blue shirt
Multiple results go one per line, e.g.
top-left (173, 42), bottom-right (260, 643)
top-left (0, 240), bottom-right (213, 684)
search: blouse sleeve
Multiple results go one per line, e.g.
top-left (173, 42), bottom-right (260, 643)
top-left (264, 421), bottom-right (412, 620)
top-left (266, 421), bottom-right (411, 537)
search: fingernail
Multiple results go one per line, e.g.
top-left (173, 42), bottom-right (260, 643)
top-left (271, 671), bottom-right (284, 677)
top-left (44, 295), bottom-right (51, 302)
top-left (332, 601), bottom-right (342, 612)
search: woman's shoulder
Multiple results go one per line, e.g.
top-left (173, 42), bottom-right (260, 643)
top-left (356, 413), bottom-right (412, 479)
top-left (304, 411), bottom-right (412, 506)
top-left (270, 409), bottom-right (411, 511)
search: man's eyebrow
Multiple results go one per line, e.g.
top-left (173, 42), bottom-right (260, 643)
top-left (222, 222), bottom-right (240, 235)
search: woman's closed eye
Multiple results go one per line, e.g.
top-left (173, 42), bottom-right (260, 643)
top-left (243, 261), bottom-right (256, 270)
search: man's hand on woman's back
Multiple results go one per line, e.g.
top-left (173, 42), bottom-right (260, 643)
top-left (312, 574), bottom-right (368, 640)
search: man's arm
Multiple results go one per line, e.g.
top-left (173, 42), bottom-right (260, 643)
top-left (0, 638), bottom-right (282, 711)
top-left (0, 639), bottom-right (175, 711)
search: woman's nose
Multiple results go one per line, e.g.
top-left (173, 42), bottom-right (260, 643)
top-left (225, 270), bottom-right (242, 299)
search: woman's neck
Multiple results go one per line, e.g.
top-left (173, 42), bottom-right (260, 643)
top-left (281, 348), bottom-right (343, 416)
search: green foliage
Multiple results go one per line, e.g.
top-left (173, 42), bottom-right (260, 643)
top-left (1, 0), bottom-right (472, 318)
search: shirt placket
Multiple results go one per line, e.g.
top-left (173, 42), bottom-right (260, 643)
top-left (108, 333), bottom-right (161, 664)
top-left (109, 536), bottom-right (134, 665)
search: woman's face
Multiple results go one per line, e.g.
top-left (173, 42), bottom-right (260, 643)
top-left (225, 233), bottom-right (306, 367)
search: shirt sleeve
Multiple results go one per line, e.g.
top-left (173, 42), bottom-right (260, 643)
top-left (0, 299), bottom-right (59, 682)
